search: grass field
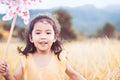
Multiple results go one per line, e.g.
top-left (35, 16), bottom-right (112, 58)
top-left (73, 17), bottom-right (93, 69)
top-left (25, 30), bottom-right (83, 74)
top-left (0, 38), bottom-right (120, 80)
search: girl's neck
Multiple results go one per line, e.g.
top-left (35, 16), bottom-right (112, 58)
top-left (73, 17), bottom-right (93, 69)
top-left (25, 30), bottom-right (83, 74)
top-left (35, 49), bottom-right (52, 55)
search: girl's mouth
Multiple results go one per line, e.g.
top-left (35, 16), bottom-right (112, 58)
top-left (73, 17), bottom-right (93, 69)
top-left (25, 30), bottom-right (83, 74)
top-left (39, 41), bottom-right (48, 44)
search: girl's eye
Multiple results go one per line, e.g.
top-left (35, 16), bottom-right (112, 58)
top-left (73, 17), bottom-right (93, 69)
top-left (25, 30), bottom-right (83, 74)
top-left (46, 32), bottom-right (51, 35)
top-left (35, 32), bottom-right (41, 34)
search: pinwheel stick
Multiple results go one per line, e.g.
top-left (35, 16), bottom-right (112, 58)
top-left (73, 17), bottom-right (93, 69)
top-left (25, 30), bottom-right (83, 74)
top-left (3, 13), bottom-right (17, 59)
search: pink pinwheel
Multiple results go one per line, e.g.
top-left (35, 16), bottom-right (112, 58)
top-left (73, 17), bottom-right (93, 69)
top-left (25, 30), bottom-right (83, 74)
top-left (0, 0), bottom-right (42, 58)
top-left (0, 0), bottom-right (42, 24)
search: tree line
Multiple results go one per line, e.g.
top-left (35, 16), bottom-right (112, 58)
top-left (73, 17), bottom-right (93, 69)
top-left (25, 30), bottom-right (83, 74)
top-left (0, 9), bottom-right (119, 41)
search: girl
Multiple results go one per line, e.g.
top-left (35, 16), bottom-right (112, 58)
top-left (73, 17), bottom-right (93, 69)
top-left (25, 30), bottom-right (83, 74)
top-left (0, 14), bottom-right (86, 80)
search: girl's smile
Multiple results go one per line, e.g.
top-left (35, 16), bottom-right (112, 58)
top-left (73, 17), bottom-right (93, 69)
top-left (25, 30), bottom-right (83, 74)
top-left (39, 41), bottom-right (48, 45)
top-left (39, 41), bottom-right (48, 47)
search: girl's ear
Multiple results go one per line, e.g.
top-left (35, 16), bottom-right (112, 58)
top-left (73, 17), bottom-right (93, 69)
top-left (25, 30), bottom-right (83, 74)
top-left (53, 39), bottom-right (56, 43)
top-left (54, 36), bottom-right (57, 43)
top-left (29, 35), bottom-right (33, 43)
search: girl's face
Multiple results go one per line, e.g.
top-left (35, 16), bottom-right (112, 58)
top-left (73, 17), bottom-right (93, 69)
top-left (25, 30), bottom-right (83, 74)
top-left (30, 21), bottom-right (56, 53)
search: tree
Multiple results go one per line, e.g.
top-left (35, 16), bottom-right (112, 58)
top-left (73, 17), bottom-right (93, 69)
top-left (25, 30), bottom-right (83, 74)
top-left (3, 23), bottom-right (11, 31)
top-left (0, 33), bottom-right (3, 40)
top-left (17, 27), bottom-right (26, 41)
top-left (53, 9), bottom-right (77, 40)
top-left (103, 23), bottom-right (116, 38)
top-left (94, 28), bottom-right (103, 38)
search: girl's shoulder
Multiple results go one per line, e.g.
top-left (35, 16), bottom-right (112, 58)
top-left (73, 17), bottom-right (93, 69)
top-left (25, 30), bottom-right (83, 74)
top-left (20, 53), bottom-right (32, 59)
top-left (19, 54), bottom-right (27, 67)
top-left (19, 53), bottom-right (32, 67)
top-left (59, 50), bottom-right (69, 61)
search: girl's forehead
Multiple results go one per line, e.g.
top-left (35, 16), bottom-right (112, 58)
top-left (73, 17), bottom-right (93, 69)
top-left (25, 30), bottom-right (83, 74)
top-left (38, 18), bottom-right (54, 24)
top-left (34, 21), bottom-right (54, 30)
top-left (35, 21), bottom-right (52, 26)
top-left (35, 19), bottom-right (53, 25)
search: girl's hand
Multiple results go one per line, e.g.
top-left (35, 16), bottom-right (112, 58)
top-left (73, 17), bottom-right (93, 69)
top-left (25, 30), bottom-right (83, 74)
top-left (0, 60), bottom-right (9, 77)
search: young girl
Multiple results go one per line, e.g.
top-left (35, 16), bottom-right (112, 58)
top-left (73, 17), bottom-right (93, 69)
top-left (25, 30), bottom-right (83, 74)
top-left (0, 14), bottom-right (86, 80)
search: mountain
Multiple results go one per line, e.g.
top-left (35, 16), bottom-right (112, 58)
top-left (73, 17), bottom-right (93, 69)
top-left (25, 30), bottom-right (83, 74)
top-left (0, 4), bottom-right (120, 35)
top-left (64, 4), bottom-right (120, 35)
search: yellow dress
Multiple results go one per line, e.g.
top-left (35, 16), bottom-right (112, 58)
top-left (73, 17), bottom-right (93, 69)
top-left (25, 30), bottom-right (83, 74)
top-left (20, 52), bottom-right (67, 80)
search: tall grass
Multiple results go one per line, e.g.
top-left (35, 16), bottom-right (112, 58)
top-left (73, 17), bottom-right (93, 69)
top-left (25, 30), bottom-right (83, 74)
top-left (64, 38), bottom-right (120, 80)
top-left (0, 38), bottom-right (120, 80)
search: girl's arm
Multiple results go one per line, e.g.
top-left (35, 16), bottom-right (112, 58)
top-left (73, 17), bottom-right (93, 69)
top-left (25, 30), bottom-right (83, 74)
top-left (12, 63), bottom-right (23, 80)
top-left (0, 60), bottom-right (23, 80)
top-left (65, 60), bottom-right (87, 80)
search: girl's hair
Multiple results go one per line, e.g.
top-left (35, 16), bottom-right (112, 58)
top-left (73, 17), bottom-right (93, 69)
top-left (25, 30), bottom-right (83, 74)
top-left (18, 14), bottom-right (62, 60)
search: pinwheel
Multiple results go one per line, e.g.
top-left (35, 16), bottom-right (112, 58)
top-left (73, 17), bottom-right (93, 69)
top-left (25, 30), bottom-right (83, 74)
top-left (0, 0), bottom-right (42, 59)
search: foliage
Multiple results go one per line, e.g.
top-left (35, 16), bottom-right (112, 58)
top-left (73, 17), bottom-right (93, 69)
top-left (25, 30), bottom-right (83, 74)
top-left (0, 21), bottom-right (26, 41)
top-left (3, 23), bottom-right (11, 31)
top-left (0, 33), bottom-right (3, 40)
top-left (94, 22), bottom-right (116, 38)
top-left (17, 27), bottom-right (26, 41)
top-left (53, 9), bottom-right (77, 40)
top-left (103, 23), bottom-right (116, 38)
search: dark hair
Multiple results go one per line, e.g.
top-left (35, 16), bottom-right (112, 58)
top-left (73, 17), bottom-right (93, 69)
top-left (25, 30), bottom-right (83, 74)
top-left (18, 14), bottom-right (62, 60)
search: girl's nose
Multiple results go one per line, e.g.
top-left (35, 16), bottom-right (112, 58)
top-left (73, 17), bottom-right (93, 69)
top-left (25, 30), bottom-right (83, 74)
top-left (40, 34), bottom-right (47, 39)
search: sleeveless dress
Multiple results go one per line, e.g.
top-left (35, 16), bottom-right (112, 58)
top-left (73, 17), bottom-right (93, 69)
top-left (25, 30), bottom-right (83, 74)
top-left (20, 51), bottom-right (67, 80)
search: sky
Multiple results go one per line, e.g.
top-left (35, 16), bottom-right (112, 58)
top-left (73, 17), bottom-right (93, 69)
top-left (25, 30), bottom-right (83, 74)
top-left (26, 0), bottom-right (120, 10)
top-left (0, 0), bottom-right (120, 11)
top-left (38, 0), bottom-right (120, 8)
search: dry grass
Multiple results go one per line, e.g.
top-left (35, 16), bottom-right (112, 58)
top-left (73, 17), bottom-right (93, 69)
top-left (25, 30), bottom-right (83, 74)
top-left (0, 38), bottom-right (120, 80)
top-left (64, 38), bottom-right (120, 80)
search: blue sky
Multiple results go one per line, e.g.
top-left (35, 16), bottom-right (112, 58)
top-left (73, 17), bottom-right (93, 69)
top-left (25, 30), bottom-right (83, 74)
top-left (0, 0), bottom-right (120, 11)
top-left (38, 0), bottom-right (120, 8)
top-left (25, 0), bottom-right (120, 10)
